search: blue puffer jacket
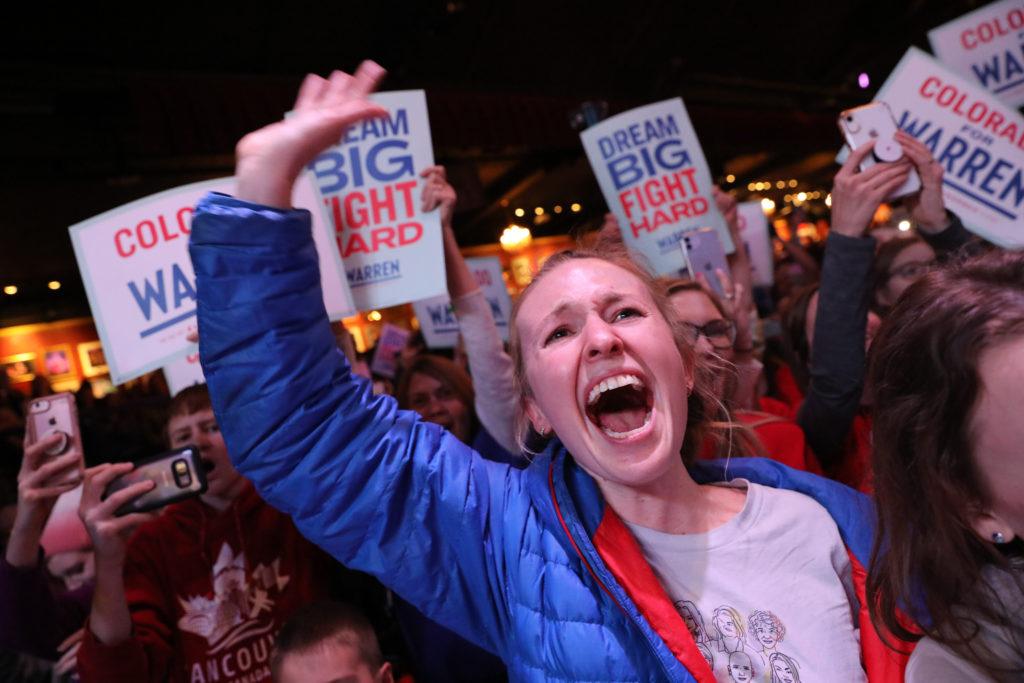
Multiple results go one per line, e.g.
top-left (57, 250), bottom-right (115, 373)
top-left (190, 194), bottom-right (907, 682)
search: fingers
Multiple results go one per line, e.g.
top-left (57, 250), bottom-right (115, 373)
top-left (23, 451), bottom-right (81, 491)
top-left (79, 463), bottom-right (134, 509)
top-left (95, 479), bottom-right (156, 520)
top-left (22, 433), bottom-right (65, 469)
top-left (185, 329), bottom-right (199, 344)
top-left (57, 627), bottom-right (85, 653)
top-left (865, 163), bottom-right (911, 194)
top-left (714, 267), bottom-right (734, 295)
top-left (838, 139), bottom-right (877, 177)
top-left (419, 165), bottom-right (446, 180)
top-left (106, 511), bottom-right (157, 536)
top-left (54, 637), bottom-right (82, 676)
top-left (349, 60), bottom-right (387, 98)
top-left (293, 73), bottom-right (330, 112)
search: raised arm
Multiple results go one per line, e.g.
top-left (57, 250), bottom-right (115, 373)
top-left (189, 65), bottom-right (517, 654)
top-left (420, 165), bottom-right (519, 454)
top-left (799, 141), bottom-right (910, 466)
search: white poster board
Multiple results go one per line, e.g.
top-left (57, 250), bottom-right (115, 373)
top-left (875, 47), bottom-right (1024, 249)
top-left (411, 257), bottom-right (512, 349)
top-left (928, 0), bottom-right (1024, 108)
top-left (580, 97), bottom-right (732, 277)
top-left (163, 350), bottom-right (205, 397)
top-left (70, 175), bottom-right (354, 384)
top-left (370, 323), bottom-right (411, 379)
top-left (736, 202), bottom-right (775, 287)
top-left (307, 90), bottom-right (446, 311)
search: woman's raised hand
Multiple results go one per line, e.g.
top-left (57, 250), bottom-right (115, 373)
top-left (895, 130), bottom-right (949, 233)
top-left (235, 62), bottom-right (389, 209)
top-left (830, 140), bottom-right (912, 238)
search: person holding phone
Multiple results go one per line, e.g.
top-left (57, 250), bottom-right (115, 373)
top-left (75, 385), bottom-right (389, 683)
top-left (187, 62), bottom-right (915, 681)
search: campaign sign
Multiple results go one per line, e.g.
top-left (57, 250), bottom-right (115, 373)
top-left (736, 202), bottom-right (775, 287)
top-left (163, 350), bottom-right (205, 397)
top-left (307, 90), bottom-right (446, 311)
top-left (928, 0), bottom-right (1024, 108)
top-left (580, 98), bottom-right (732, 277)
top-left (876, 47), bottom-right (1024, 249)
top-left (70, 175), bottom-right (355, 384)
top-left (370, 323), bottom-right (411, 379)
top-left (411, 257), bottom-right (512, 349)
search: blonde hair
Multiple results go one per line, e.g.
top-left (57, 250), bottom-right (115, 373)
top-left (507, 241), bottom-right (747, 464)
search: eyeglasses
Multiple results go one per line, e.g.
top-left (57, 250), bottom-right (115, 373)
top-left (681, 319), bottom-right (737, 350)
top-left (889, 260), bottom-right (937, 280)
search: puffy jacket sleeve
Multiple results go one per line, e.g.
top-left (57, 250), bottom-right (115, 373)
top-left (189, 194), bottom-right (515, 656)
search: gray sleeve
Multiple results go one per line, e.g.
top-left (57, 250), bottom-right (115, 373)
top-left (452, 289), bottom-right (520, 454)
top-left (796, 233), bottom-right (875, 468)
top-left (919, 211), bottom-right (974, 259)
top-left (906, 638), bottom-right (995, 682)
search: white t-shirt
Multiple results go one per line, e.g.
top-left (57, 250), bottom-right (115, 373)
top-left (626, 480), bottom-right (866, 683)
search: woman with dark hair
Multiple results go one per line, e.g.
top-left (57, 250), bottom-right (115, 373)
top-left (868, 249), bottom-right (1024, 681)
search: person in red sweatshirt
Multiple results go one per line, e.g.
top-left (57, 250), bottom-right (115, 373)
top-left (75, 384), bottom-right (379, 683)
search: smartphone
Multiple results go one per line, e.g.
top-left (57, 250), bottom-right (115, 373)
top-left (103, 446), bottom-right (207, 516)
top-left (838, 102), bottom-right (921, 199)
top-left (26, 393), bottom-right (84, 484)
top-left (680, 228), bottom-right (730, 298)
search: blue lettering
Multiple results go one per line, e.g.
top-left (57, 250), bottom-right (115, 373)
top-left (172, 263), bottom-right (196, 310)
top-left (309, 151), bottom-right (347, 194)
top-left (999, 168), bottom-right (1024, 209)
top-left (980, 159), bottom-right (1014, 195)
top-left (937, 136), bottom-right (970, 172)
top-left (972, 56), bottom-right (1002, 88)
top-left (128, 269), bottom-right (168, 321)
top-left (366, 140), bottom-right (414, 182)
top-left (896, 111), bottom-right (932, 139)
top-left (956, 147), bottom-right (992, 185)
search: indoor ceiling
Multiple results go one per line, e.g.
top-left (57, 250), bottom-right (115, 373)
top-left (0, 0), bottom-right (986, 324)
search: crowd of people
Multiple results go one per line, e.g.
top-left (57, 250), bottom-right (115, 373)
top-left (0, 60), bottom-right (1021, 682)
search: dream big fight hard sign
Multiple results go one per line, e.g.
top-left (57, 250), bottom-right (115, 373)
top-left (70, 176), bottom-right (354, 384)
top-left (878, 46), bottom-right (1024, 249)
top-left (581, 98), bottom-right (732, 277)
top-left (307, 90), bottom-right (446, 310)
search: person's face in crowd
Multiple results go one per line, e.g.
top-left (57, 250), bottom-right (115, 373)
top-left (277, 641), bottom-right (393, 683)
top-left (46, 549), bottom-right (95, 592)
top-left (517, 259), bottom-right (689, 492)
top-left (969, 335), bottom-right (1024, 544)
top-left (876, 241), bottom-right (937, 310)
top-left (167, 408), bottom-right (246, 505)
top-left (804, 291), bottom-right (882, 353)
top-left (406, 373), bottom-right (471, 443)
top-left (668, 290), bottom-right (735, 365)
top-left (771, 657), bottom-right (797, 683)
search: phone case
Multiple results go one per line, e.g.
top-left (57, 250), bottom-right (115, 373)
top-left (838, 102), bottom-right (921, 199)
top-left (26, 393), bottom-right (84, 484)
top-left (104, 446), bottom-right (208, 516)
top-left (680, 228), bottom-right (730, 298)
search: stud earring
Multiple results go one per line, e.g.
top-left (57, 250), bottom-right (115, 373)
top-left (992, 531), bottom-right (1007, 545)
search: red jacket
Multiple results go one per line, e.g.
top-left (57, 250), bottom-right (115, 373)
top-left (78, 484), bottom-right (335, 683)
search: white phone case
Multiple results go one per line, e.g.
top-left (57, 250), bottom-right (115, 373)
top-left (838, 102), bottom-right (921, 200)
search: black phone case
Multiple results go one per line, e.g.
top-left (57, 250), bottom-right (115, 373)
top-left (103, 446), bottom-right (208, 516)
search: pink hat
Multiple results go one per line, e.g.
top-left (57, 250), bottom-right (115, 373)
top-left (39, 485), bottom-right (92, 556)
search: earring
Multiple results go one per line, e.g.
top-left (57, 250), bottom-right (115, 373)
top-left (992, 531), bottom-right (1007, 545)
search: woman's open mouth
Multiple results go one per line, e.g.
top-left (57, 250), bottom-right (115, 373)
top-left (584, 373), bottom-right (654, 440)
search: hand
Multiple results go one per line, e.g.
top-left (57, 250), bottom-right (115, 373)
top-left (6, 434), bottom-right (83, 567)
top-left (78, 464), bottom-right (155, 566)
top-left (14, 434), bottom-right (81, 524)
top-left (420, 166), bottom-right (457, 229)
top-left (54, 627), bottom-right (84, 677)
top-left (235, 62), bottom-right (388, 208)
top-left (895, 131), bottom-right (949, 233)
top-left (829, 140), bottom-right (912, 238)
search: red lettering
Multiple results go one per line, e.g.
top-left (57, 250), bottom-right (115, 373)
top-left (370, 226), bottom-right (397, 251)
top-left (158, 215), bottom-right (179, 242)
top-left (176, 207), bottom-right (193, 235)
top-left (136, 220), bottom-right (158, 249)
top-left (114, 228), bottom-right (135, 258)
top-left (919, 76), bottom-right (941, 98)
top-left (344, 193), bottom-right (368, 228)
top-left (967, 101), bottom-right (988, 123)
top-left (984, 110), bottom-right (1006, 135)
top-left (395, 180), bottom-right (418, 218)
top-left (936, 85), bottom-right (957, 107)
top-left (399, 222), bottom-right (422, 245)
top-left (961, 29), bottom-right (977, 50)
top-left (369, 186), bottom-right (396, 224)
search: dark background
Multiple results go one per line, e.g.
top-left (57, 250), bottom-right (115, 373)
top-left (0, 0), bottom-right (984, 324)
